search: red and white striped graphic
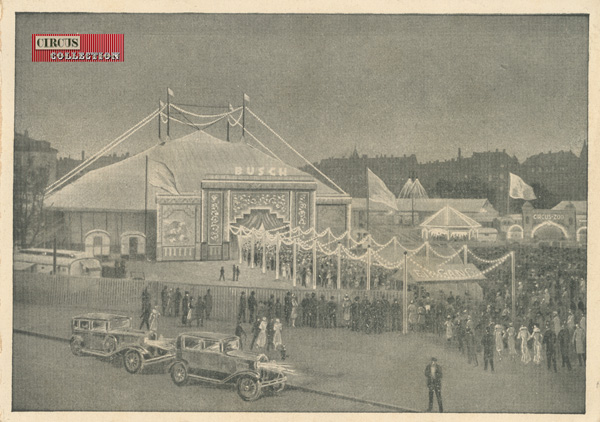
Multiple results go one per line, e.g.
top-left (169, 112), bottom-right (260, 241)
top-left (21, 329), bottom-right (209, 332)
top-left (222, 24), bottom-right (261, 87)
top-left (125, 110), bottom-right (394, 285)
top-left (32, 34), bottom-right (124, 62)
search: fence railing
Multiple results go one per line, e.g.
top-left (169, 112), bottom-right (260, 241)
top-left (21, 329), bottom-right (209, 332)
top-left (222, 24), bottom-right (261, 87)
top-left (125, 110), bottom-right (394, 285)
top-left (14, 272), bottom-right (403, 321)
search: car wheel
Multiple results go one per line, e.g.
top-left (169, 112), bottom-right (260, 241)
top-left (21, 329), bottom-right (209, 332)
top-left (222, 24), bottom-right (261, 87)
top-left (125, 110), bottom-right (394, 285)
top-left (103, 337), bottom-right (117, 354)
top-left (70, 338), bottom-right (83, 356)
top-left (171, 362), bottom-right (188, 386)
top-left (123, 350), bottom-right (143, 374)
top-left (237, 376), bottom-right (262, 401)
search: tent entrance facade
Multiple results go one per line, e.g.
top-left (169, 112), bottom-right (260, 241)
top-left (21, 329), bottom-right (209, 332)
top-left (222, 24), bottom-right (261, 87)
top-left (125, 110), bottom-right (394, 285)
top-left (156, 177), bottom-right (320, 262)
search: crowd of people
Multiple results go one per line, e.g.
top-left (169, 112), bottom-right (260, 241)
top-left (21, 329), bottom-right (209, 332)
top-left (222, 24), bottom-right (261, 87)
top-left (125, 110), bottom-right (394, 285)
top-left (241, 241), bottom-right (397, 290)
top-left (140, 243), bottom-right (586, 374)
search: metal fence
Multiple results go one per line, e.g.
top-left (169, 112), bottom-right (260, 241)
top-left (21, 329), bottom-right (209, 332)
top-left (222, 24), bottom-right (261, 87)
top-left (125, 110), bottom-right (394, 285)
top-left (13, 272), bottom-right (403, 321)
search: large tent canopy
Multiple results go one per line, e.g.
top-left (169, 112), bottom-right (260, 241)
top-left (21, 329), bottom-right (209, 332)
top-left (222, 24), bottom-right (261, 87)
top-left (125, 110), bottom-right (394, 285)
top-left (46, 131), bottom-right (344, 212)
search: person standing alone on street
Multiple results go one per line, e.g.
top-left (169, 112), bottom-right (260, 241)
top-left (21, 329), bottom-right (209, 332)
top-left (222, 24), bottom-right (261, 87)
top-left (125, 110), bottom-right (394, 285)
top-left (219, 266), bottom-right (225, 281)
top-left (424, 357), bottom-right (443, 412)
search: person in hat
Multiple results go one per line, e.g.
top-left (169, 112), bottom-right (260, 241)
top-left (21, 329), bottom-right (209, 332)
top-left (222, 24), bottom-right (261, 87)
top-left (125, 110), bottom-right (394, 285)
top-left (327, 296), bottom-right (337, 328)
top-left (494, 323), bottom-right (505, 360)
top-left (572, 323), bottom-right (585, 366)
top-left (505, 322), bottom-right (517, 359)
top-left (558, 320), bottom-right (572, 370)
top-left (273, 318), bottom-right (283, 348)
top-left (342, 294), bottom-right (352, 328)
top-left (290, 293), bottom-right (299, 327)
top-left (424, 357), bottom-right (443, 412)
top-left (181, 291), bottom-right (190, 326)
top-left (235, 321), bottom-right (247, 350)
top-left (238, 291), bottom-right (247, 323)
top-left (530, 325), bottom-right (543, 365)
top-left (517, 325), bottom-right (532, 364)
top-left (256, 317), bottom-right (268, 349)
top-left (543, 323), bottom-right (557, 372)
top-left (465, 327), bottom-right (478, 366)
top-left (482, 326), bottom-right (495, 372)
top-left (552, 311), bottom-right (561, 335)
top-left (444, 316), bottom-right (453, 342)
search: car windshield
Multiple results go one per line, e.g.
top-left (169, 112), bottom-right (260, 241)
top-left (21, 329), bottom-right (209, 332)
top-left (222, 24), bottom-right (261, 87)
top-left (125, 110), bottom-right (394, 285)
top-left (110, 317), bottom-right (131, 330)
top-left (224, 339), bottom-right (240, 352)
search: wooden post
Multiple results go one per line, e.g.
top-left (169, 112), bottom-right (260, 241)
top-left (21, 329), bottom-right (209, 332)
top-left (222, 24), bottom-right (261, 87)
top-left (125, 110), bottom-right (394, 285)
top-left (425, 241), bottom-right (430, 266)
top-left (275, 233), bottom-right (280, 280)
top-left (292, 241), bottom-right (297, 287)
top-left (238, 235), bottom-right (243, 265)
top-left (312, 238), bottom-right (317, 289)
top-left (463, 245), bottom-right (468, 265)
top-left (366, 245), bottom-right (371, 291)
top-left (511, 251), bottom-right (516, 323)
top-left (403, 251), bottom-right (408, 334)
top-left (337, 242), bottom-right (342, 290)
top-left (251, 231), bottom-right (255, 269)
top-left (262, 231), bottom-right (266, 274)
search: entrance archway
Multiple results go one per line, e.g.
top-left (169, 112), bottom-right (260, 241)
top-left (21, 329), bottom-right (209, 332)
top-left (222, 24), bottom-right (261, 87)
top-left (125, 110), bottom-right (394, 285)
top-left (532, 221), bottom-right (568, 241)
top-left (507, 224), bottom-right (523, 240)
top-left (576, 226), bottom-right (587, 243)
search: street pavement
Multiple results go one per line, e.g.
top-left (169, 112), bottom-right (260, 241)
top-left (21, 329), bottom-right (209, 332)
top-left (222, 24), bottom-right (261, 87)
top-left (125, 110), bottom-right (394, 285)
top-left (12, 334), bottom-right (388, 412)
top-left (13, 302), bottom-right (586, 413)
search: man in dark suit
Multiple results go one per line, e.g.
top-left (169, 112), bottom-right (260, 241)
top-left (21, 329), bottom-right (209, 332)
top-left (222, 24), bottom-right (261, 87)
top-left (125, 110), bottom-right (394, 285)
top-left (482, 327), bottom-right (495, 372)
top-left (424, 357), bottom-right (443, 412)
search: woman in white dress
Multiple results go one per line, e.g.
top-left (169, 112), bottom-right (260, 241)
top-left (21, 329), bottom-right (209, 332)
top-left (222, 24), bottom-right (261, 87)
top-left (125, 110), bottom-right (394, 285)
top-left (149, 305), bottom-right (161, 332)
top-left (444, 316), bottom-right (453, 342)
top-left (517, 325), bottom-right (532, 364)
top-left (494, 324), bottom-right (505, 360)
top-left (290, 294), bottom-right (299, 327)
top-left (529, 326), bottom-right (543, 365)
top-left (572, 323), bottom-right (585, 366)
top-left (505, 323), bottom-right (517, 359)
top-left (273, 318), bottom-right (283, 348)
top-left (256, 317), bottom-right (268, 349)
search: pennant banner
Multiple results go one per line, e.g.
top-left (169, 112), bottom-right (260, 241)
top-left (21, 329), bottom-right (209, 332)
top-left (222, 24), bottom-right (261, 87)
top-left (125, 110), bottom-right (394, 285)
top-left (367, 168), bottom-right (398, 210)
top-left (149, 159), bottom-right (179, 195)
top-left (509, 173), bottom-right (536, 200)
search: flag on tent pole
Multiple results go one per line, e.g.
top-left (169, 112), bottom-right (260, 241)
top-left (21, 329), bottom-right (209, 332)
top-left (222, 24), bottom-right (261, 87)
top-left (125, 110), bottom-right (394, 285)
top-left (160, 100), bottom-right (165, 108)
top-left (148, 160), bottom-right (180, 195)
top-left (367, 168), bottom-right (398, 210)
top-left (229, 103), bottom-right (234, 111)
top-left (167, 88), bottom-right (174, 97)
top-left (509, 173), bottom-right (536, 200)
top-left (244, 93), bottom-right (250, 103)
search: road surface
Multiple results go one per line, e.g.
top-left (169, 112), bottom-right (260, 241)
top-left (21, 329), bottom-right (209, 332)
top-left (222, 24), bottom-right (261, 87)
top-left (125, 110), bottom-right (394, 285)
top-left (12, 333), bottom-right (392, 412)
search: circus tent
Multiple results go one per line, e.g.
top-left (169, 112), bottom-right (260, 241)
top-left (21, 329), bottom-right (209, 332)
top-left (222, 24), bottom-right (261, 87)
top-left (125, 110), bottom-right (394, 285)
top-left (420, 205), bottom-right (482, 240)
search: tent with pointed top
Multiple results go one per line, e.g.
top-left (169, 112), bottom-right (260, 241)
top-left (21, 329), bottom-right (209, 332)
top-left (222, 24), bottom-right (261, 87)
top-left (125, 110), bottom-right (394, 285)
top-left (420, 205), bottom-right (482, 241)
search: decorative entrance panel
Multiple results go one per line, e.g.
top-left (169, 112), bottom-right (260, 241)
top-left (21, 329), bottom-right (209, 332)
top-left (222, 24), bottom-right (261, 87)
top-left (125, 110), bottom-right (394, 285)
top-left (295, 192), bottom-right (311, 231)
top-left (230, 191), bottom-right (290, 223)
top-left (157, 195), bottom-right (201, 261)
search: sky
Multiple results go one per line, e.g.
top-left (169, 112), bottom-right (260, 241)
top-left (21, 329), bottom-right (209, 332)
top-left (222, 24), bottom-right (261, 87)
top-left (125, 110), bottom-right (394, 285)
top-left (15, 14), bottom-right (588, 166)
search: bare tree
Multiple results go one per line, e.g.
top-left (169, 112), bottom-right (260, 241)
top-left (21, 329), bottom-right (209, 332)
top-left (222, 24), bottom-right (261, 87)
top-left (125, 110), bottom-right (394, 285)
top-left (13, 156), bottom-right (49, 248)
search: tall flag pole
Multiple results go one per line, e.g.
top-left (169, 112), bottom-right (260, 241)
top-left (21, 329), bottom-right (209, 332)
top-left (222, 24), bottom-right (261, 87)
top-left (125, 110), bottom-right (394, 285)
top-left (242, 93), bottom-right (250, 138)
top-left (508, 172), bottom-right (536, 215)
top-left (366, 167), bottom-right (370, 234)
top-left (167, 87), bottom-right (174, 138)
top-left (144, 155), bottom-right (149, 238)
top-left (158, 99), bottom-right (161, 140)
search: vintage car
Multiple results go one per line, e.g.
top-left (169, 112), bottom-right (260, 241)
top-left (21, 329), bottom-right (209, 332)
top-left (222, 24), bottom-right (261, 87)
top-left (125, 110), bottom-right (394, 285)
top-left (70, 313), bottom-right (175, 373)
top-left (169, 332), bottom-right (290, 401)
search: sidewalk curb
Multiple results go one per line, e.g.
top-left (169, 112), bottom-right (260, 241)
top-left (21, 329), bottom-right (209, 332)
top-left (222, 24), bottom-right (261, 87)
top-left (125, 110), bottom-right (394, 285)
top-left (13, 328), bottom-right (417, 412)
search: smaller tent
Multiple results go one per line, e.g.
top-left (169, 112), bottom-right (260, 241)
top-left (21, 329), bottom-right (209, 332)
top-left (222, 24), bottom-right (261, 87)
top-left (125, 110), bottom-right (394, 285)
top-left (420, 205), bottom-right (481, 240)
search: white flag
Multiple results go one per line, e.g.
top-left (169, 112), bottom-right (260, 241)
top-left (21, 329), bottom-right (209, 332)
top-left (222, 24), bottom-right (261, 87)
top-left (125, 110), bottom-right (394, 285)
top-left (243, 93), bottom-right (250, 103)
top-left (167, 88), bottom-right (174, 97)
top-left (509, 173), bottom-right (536, 200)
top-left (148, 159), bottom-right (179, 195)
top-left (367, 168), bottom-right (398, 210)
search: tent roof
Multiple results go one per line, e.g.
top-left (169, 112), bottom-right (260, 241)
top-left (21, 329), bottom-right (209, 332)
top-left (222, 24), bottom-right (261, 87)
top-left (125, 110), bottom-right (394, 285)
top-left (46, 131), bottom-right (346, 212)
top-left (397, 198), bottom-right (496, 214)
top-left (420, 205), bottom-right (482, 229)
top-left (552, 201), bottom-right (587, 215)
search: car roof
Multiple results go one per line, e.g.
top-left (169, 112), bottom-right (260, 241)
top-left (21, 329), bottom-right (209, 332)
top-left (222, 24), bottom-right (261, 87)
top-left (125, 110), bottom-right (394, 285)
top-left (180, 331), bottom-right (237, 341)
top-left (73, 313), bottom-right (130, 321)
